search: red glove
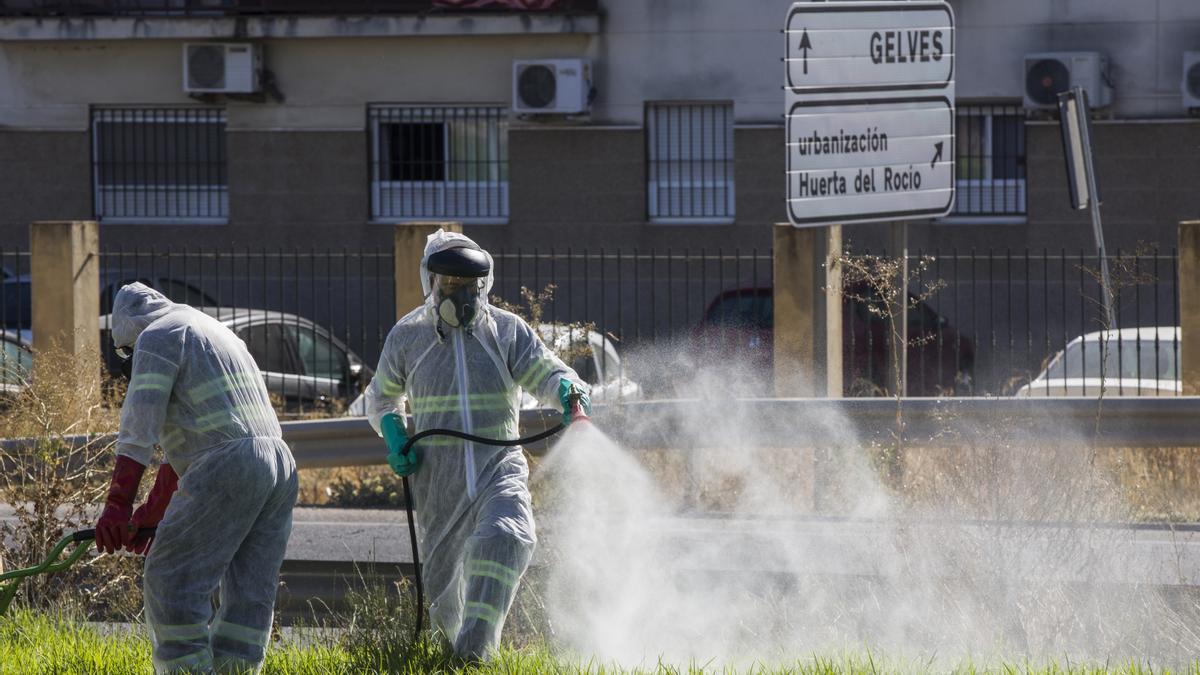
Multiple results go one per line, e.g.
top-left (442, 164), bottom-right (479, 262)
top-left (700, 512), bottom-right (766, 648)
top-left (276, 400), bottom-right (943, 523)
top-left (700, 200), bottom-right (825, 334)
top-left (127, 463), bottom-right (179, 555)
top-left (94, 455), bottom-right (146, 554)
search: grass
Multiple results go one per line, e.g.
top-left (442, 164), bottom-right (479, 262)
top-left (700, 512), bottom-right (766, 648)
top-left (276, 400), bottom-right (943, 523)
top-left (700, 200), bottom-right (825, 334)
top-left (1, 610), bottom-right (1198, 675)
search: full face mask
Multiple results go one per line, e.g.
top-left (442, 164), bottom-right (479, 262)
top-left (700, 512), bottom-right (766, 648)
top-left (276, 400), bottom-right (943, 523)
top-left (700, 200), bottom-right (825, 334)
top-left (425, 245), bottom-right (491, 329)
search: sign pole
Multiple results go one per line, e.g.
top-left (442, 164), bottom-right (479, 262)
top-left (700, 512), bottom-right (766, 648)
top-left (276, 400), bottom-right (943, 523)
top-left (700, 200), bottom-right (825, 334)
top-left (891, 221), bottom-right (909, 396)
top-left (1077, 97), bottom-right (1115, 329)
top-left (1058, 86), bottom-right (1115, 329)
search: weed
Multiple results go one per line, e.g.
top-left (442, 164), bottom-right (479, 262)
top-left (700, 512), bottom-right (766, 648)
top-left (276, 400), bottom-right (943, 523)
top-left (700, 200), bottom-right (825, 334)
top-left (0, 343), bottom-right (142, 620)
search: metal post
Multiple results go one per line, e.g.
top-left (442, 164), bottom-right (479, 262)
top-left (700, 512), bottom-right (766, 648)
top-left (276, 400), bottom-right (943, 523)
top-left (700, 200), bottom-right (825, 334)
top-left (890, 221), bottom-right (909, 396)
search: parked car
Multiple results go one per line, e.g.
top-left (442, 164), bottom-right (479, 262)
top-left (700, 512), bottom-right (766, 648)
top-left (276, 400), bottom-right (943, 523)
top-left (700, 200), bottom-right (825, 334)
top-left (690, 285), bottom-right (975, 396)
top-left (0, 329), bottom-right (32, 401)
top-left (2, 272), bottom-right (217, 330)
top-left (345, 324), bottom-right (642, 416)
top-left (1015, 327), bottom-right (1180, 397)
top-left (519, 325), bottom-right (642, 408)
top-left (101, 307), bottom-right (373, 409)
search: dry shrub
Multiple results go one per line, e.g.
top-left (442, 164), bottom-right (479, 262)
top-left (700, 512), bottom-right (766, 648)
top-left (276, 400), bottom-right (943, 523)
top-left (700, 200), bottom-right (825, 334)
top-left (1098, 446), bottom-right (1200, 522)
top-left (0, 343), bottom-right (143, 620)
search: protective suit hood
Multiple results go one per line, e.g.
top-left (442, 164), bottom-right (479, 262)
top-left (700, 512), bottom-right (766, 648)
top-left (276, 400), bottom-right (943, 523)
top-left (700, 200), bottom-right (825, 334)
top-left (111, 282), bottom-right (175, 349)
top-left (422, 228), bottom-right (496, 296)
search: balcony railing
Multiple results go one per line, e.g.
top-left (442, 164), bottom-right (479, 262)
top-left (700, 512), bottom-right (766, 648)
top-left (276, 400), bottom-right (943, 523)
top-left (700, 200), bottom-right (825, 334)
top-left (0, 0), bottom-right (599, 17)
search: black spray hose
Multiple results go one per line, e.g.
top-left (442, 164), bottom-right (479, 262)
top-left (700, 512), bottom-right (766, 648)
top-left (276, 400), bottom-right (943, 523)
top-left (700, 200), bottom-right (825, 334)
top-left (399, 422), bottom-right (566, 641)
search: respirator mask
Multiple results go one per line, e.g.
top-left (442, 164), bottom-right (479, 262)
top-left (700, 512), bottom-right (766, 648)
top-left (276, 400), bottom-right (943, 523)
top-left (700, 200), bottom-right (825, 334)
top-left (425, 244), bottom-right (491, 329)
top-left (433, 274), bottom-right (486, 328)
top-left (115, 344), bottom-right (134, 381)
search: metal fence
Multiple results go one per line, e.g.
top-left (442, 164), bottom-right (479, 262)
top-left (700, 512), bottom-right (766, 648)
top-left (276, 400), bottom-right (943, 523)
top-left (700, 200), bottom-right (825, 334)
top-left (0, 244), bottom-right (1185, 403)
top-left (0, 0), bottom-right (600, 17)
top-left (96, 248), bottom-right (394, 415)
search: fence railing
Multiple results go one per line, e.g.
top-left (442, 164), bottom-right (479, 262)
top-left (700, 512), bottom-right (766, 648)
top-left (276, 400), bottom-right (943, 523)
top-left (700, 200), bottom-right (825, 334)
top-left (0, 244), bottom-right (1184, 404)
top-left (0, 0), bottom-right (600, 16)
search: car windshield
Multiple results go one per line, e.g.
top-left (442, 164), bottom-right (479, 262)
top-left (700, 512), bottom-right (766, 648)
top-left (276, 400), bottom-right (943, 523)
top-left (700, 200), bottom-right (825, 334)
top-left (1045, 338), bottom-right (1178, 381)
top-left (2, 282), bottom-right (31, 329)
top-left (1, 337), bottom-right (31, 386)
top-left (706, 293), bottom-right (770, 329)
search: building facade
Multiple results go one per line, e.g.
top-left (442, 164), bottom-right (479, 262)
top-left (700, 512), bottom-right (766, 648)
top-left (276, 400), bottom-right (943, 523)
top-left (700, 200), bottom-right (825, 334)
top-left (0, 0), bottom-right (1196, 256)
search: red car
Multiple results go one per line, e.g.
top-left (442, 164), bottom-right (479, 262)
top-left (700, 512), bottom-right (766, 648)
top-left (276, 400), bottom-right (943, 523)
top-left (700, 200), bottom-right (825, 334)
top-left (690, 286), bottom-right (974, 396)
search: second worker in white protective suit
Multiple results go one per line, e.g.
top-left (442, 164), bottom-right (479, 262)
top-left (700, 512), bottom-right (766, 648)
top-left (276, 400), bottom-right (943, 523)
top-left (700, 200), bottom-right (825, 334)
top-left (364, 229), bottom-right (589, 660)
top-left (94, 283), bottom-right (298, 674)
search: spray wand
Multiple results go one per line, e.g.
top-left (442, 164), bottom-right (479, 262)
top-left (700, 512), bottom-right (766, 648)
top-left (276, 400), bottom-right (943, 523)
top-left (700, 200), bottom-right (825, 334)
top-left (399, 384), bottom-right (589, 640)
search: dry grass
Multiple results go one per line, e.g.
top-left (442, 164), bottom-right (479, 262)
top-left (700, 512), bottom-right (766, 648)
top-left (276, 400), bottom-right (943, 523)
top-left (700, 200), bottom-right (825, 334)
top-left (0, 344), bottom-right (144, 620)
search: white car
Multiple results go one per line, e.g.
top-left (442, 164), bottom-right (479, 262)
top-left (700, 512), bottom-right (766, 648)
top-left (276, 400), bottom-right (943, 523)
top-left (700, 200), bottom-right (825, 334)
top-left (1015, 327), bottom-right (1180, 397)
top-left (520, 325), bottom-right (642, 408)
top-left (346, 324), bottom-right (642, 416)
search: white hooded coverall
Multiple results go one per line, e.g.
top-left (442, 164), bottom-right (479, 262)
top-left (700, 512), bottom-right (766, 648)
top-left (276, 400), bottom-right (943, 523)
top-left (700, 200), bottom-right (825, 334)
top-left (365, 230), bottom-right (585, 658)
top-left (112, 283), bottom-right (297, 674)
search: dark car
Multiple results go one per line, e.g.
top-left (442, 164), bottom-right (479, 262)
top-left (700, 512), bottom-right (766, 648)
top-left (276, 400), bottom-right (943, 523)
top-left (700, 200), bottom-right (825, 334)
top-left (691, 286), bottom-right (974, 396)
top-left (0, 329), bottom-right (32, 402)
top-left (2, 272), bottom-right (217, 330)
top-left (102, 307), bottom-right (373, 410)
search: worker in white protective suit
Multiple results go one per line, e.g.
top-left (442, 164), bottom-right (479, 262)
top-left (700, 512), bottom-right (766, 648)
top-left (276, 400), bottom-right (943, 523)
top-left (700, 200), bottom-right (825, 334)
top-left (364, 229), bottom-right (590, 660)
top-left (94, 283), bottom-right (297, 674)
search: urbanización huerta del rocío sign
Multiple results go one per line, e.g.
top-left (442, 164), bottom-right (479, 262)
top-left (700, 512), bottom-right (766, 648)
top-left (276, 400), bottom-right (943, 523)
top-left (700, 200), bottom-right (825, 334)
top-left (785, 1), bottom-right (956, 227)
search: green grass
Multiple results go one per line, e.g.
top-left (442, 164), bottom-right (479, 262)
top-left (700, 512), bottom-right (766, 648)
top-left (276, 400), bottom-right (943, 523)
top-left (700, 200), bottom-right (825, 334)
top-left (1, 610), bottom-right (1198, 674)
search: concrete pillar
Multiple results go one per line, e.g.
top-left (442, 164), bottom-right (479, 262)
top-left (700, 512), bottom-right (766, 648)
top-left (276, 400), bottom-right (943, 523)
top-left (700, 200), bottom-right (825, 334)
top-left (30, 221), bottom-right (100, 391)
top-left (773, 223), bottom-right (843, 397)
top-left (394, 222), bottom-right (462, 321)
top-left (825, 225), bottom-right (844, 397)
top-left (1180, 221), bottom-right (1200, 395)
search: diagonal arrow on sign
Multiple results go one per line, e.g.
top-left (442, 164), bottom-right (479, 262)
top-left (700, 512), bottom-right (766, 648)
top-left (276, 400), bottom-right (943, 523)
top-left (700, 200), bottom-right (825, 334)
top-left (931, 141), bottom-right (943, 170)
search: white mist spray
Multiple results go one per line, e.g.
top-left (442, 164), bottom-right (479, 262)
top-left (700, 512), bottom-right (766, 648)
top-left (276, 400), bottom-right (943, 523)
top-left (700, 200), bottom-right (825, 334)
top-left (529, 364), bottom-right (1200, 669)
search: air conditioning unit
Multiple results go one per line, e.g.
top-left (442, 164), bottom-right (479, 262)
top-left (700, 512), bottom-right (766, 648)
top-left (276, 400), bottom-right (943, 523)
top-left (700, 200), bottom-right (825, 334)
top-left (512, 59), bottom-right (592, 114)
top-left (1183, 52), bottom-right (1200, 112)
top-left (183, 43), bottom-right (261, 94)
top-left (1024, 51), bottom-right (1112, 109)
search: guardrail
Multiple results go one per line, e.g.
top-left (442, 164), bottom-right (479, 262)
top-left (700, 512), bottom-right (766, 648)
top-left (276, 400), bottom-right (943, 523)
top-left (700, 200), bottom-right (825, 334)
top-left (280, 397), bottom-right (1200, 469)
top-left (4, 398), bottom-right (1197, 471)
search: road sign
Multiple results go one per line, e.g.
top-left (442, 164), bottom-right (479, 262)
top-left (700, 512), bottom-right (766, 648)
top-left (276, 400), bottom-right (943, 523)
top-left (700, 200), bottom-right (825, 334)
top-left (786, 2), bottom-right (954, 94)
top-left (786, 96), bottom-right (954, 226)
top-left (785, 1), bottom-right (955, 228)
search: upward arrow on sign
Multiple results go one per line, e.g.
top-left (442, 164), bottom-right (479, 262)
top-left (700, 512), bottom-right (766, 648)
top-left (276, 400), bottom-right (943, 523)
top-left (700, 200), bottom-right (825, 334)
top-left (797, 28), bottom-right (812, 75)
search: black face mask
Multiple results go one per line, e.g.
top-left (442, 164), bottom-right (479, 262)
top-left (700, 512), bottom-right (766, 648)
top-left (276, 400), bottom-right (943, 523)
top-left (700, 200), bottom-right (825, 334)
top-left (436, 283), bottom-right (481, 328)
top-left (118, 348), bottom-right (134, 381)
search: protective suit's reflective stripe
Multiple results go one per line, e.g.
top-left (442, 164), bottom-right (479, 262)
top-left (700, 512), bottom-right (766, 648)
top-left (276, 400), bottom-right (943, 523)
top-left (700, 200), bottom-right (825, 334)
top-left (516, 357), bottom-right (556, 390)
top-left (213, 620), bottom-right (268, 646)
top-left (189, 372), bottom-right (265, 404)
top-left (130, 372), bottom-right (174, 394)
top-left (464, 601), bottom-right (501, 625)
top-left (153, 623), bottom-right (209, 642)
top-left (154, 649), bottom-right (213, 672)
top-left (375, 374), bottom-right (404, 398)
top-left (195, 406), bottom-right (265, 432)
top-left (160, 428), bottom-right (186, 452)
top-left (410, 398), bottom-right (512, 415)
top-left (466, 559), bottom-right (519, 588)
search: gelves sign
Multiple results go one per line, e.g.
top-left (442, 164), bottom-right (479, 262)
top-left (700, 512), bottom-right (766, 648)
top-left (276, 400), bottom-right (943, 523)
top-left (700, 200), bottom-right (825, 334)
top-left (785, 1), bottom-right (956, 228)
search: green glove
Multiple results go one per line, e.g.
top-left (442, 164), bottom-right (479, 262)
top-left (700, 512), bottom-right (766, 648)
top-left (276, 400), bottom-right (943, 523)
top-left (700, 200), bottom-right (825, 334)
top-left (558, 379), bottom-right (592, 425)
top-left (381, 413), bottom-right (418, 477)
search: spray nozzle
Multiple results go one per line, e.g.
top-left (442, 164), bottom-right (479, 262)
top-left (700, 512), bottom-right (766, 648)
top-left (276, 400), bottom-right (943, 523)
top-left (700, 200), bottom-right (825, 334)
top-left (566, 383), bottom-right (590, 425)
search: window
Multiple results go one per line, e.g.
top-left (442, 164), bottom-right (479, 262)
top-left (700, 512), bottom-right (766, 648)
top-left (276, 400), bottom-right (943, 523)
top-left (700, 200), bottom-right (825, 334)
top-left (952, 104), bottom-right (1025, 217)
top-left (292, 326), bottom-right (349, 381)
top-left (92, 108), bottom-right (228, 222)
top-left (646, 102), bottom-right (735, 222)
top-left (237, 324), bottom-right (293, 374)
top-left (369, 106), bottom-right (509, 222)
top-left (1047, 339), bottom-right (1179, 382)
top-left (1, 337), bottom-right (31, 387)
